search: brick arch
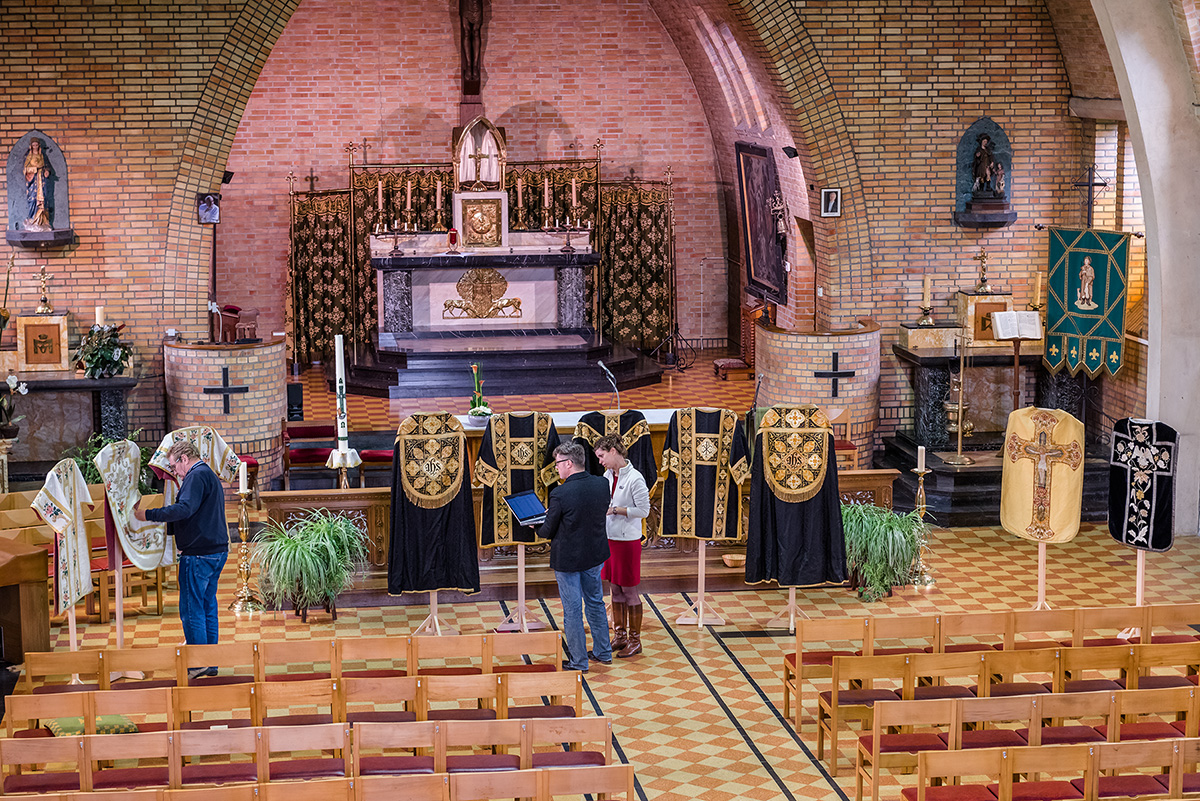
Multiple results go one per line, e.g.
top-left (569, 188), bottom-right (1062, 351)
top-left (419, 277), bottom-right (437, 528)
top-left (160, 0), bottom-right (302, 322)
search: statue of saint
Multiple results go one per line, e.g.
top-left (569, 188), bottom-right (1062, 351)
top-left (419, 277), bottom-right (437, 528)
top-left (972, 134), bottom-right (996, 196)
top-left (1075, 255), bottom-right (1097, 310)
top-left (22, 139), bottom-right (51, 231)
top-left (460, 0), bottom-right (484, 92)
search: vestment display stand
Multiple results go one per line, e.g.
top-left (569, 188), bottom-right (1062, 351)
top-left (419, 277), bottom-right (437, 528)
top-left (414, 590), bottom-right (457, 636)
top-left (1031, 541), bottom-right (1051, 610)
top-left (108, 535), bottom-right (145, 681)
top-left (495, 544), bottom-right (545, 632)
top-left (1118, 550), bottom-right (1147, 639)
top-left (768, 586), bottom-right (800, 633)
top-left (676, 541), bottom-right (724, 627)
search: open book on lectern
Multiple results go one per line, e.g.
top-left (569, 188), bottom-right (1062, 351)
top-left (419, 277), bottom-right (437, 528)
top-left (991, 310), bottom-right (1043, 341)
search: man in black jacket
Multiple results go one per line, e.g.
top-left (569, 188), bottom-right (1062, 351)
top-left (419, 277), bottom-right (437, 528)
top-left (539, 442), bottom-right (612, 671)
top-left (133, 440), bottom-right (228, 679)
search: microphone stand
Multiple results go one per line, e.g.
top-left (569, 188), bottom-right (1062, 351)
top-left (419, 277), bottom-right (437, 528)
top-left (598, 360), bottom-right (620, 411)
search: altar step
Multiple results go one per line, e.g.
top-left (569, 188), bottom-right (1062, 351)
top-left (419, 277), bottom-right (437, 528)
top-left (874, 434), bottom-right (1109, 528)
top-left (341, 331), bottom-right (664, 399)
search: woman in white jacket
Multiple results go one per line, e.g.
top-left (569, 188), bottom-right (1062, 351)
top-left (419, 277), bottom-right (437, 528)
top-left (595, 434), bottom-right (651, 657)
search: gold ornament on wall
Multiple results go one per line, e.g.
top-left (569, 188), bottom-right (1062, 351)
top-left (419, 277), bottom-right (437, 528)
top-left (443, 268), bottom-right (523, 320)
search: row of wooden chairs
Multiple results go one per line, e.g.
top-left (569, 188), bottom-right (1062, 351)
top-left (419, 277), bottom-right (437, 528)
top-left (818, 641), bottom-right (1200, 776)
top-left (0, 766), bottom-right (636, 801)
top-left (0, 718), bottom-right (616, 796)
top-left (784, 603), bottom-right (1200, 730)
top-left (22, 632), bottom-right (563, 694)
top-left (6, 672), bottom-right (585, 738)
top-left (910, 736), bottom-right (1200, 801)
top-left (855, 686), bottom-right (1200, 801)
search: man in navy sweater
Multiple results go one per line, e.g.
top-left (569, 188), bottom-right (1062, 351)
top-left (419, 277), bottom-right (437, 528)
top-left (133, 441), bottom-right (228, 679)
top-left (538, 442), bottom-right (612, 671)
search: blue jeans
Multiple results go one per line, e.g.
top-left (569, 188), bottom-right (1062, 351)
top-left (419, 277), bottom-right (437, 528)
top-left (179, 551), bottom-right (227, 646)
top-left (555, 563), bottom-right (611, 668)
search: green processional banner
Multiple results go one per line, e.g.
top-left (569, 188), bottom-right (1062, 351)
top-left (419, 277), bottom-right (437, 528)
top-left (1044, 227), bottom-right (1130, 377)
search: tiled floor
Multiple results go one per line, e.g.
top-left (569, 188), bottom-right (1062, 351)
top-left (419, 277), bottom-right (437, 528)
top-left (49, 520), bottom-right (1199, 801)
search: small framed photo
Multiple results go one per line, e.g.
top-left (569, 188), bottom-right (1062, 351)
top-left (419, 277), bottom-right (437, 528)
top-left (820, 188), bottom-right (842, 217)
top-left (196, 193), bottom-right (221, 225)
top-left (17, 314), bottom-right (71, 372)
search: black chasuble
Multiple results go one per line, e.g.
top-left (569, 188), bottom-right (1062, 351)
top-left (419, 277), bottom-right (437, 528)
top-left (1109, 418), bottom-right (1177, 552)
top-left (745, 405), bottom-right (848, 587)
top-left (475, 411), bottom-right (561, 548)
top-left (658, 407), bottom-right (750, 540)
top-left (572, 410), bottom-right (658, 492)
top-left (387, 413), bottom-right (479, 595)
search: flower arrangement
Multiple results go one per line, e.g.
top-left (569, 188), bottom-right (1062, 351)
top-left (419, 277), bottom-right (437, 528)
top-left (467, 362), bottom-right (492, 419)
top-left (72, 323), bottom-right (133, 379)
top-left (0, 374), bottom-right (28, 430)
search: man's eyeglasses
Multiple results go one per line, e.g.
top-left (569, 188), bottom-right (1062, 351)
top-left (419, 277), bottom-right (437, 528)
top-left (555, 459), bottom-right (572, 466)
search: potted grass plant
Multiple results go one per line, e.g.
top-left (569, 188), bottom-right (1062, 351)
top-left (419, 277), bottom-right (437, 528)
top-left (254, 508), bottom-right (368, 620)
top-left (841, 502), bottom-right (927, 602)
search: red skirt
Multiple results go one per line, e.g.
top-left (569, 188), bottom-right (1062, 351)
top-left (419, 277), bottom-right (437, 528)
top-left (601, 539), bottom-right (642, 586)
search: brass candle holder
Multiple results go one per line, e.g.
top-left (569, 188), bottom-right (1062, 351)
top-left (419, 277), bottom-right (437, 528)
top-left (942, 333), bottom-right (975, 466)
top-left (228, 490), bottom-right (263, 615)
top-left (911, 467), bottom-right (935, 586)
top-left (917, 305), bottom-right (934, 326)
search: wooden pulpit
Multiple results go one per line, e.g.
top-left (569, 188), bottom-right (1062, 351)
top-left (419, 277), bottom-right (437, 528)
top-left (0, 538), bottom-right (50, 661)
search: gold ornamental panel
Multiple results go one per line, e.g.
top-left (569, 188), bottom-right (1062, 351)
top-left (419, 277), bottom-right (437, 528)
top-left (462, 198), bottom-right (502, 247)
top-left (443, 267), bottom-right (523, 319)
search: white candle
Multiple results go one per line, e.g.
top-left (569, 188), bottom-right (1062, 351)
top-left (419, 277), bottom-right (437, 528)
top-left (95, 306), bottom-right (105, 327)
top-left (517, 176), bottom-right (523, 206)
top-left (917, 445), bottom-right (926, 472)
top-left (406, 180), bottom-right (412, 210)
top-left (1034, 273), bottom-right (1043, 306)
top-left (922, 276), bottom-right (931, 308)
top-left (238, 461), bottom-right (248, 493)
top-left (377, 178), bottom-right (383, 212)
top-left (544, 176), bottom-right (550, 207)
top-left (436, 179), bottom-right (442, 210)
top-left (334, 334), bottom-right (349, 453)
top-left (571, 177), bottom-right (578, 206)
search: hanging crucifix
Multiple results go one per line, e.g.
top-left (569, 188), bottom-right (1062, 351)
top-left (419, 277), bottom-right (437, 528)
top-left (460, 0), bottom-right (485, 95)
top-left (1072, 165), bottom-right (1108, 229)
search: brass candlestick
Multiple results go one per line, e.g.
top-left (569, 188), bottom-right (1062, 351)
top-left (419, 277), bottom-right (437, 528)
top-left (338, 465), bottom-right (350, 490)
top-left (1026, 301), bottom-right (1044, 312)
top-left (942, 333), bottom-right (975, 466)
top-left (917, 305), bottom-right (934, 326)
top-left (911, 467), bottom-right (935, 586)
top-left (228, 490), bottom-right (263, 615)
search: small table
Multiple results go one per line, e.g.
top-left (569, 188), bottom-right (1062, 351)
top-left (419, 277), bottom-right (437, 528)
top-left (0, 538), bottom-right (50, 660)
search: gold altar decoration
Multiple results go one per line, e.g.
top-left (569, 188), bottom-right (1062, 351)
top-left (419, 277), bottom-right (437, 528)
top-left (461, 197), bottom-right (502, 247)
top-left (759, 404), bottom-right (831, 503)
top-left (396, 412), bottom-right (466, 509)
top-left (443, 268), bottom-right (523, 320)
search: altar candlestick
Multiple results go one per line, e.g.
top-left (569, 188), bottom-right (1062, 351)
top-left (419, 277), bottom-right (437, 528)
top-left (517, 176), bottom-right (523, 206)
top-left (922, 276), bottom-right (931, 308)
top-left (1034, 272), bottom-right (1043, 306)
top-left (917, 445), bottom-right (926, 472)
top-left (571, 177), bottom-right (578, 207)
top-left (95, 306), bottom-right (105, 327)
top-left (238, 461), bottom-right (248, 493)
top-left (543, 177), bottom-right (550, 207)
top-left (334, 334), bottom-right (349, 453)
top-left (377, 178), bottom-right (384, 212)
top-left (406, 180), bottom-right (412, 211)
top-left (435, 179), bottom-right (442, 210)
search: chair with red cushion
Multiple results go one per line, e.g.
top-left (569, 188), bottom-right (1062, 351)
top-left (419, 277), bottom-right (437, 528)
top-left (1071, 606), bottom-right (1144, 648)
top-left (949, 694), bottom-right (1033, 751)
top-left (424, 674), bottom-right (503, 723)
top-left (256, 637), bottom-right (335, 683)
top-left (4, 690), bottom-right (88, 738)
top-left (85, 730), bottom-right (173, 791)
top-left (1060, 644), bottom-right (1135, 694)
top-left (908, 651), bottom-right (985, 701)
top-left (980, 648), bottom-right (1059, 698)
top-left (543, 763), bottom-right (636, 800)
top-left (818, 653), bottom-right (911, 777)
top-left (173, 725), bottom-right (262, 787)
top-left (256, 678), bottom-right (338, 727)
top-left (1003, 740), bottom-right (1094, 801)
top-left (490, 631), bottom-right (562, 675)
top-left (855, 697), bottom-right (956, 801)
top-left (1136, 641), bottom-right (1200, 690)
top-left (282, 418), bottom-right (336, 490)
top-left (903, 744), bottom-right (1004, 801)
top-left (92, 686), bottom-right (173, 734)
top-left (501, 670), bottom-right (582, 720)
top-left (525, 715), bottom-right (611, 769)
top-left (358, 448), bottom-right (394, 487)
top-left (340, 675), bottom-right (420, 725)
top-left (1146, 602), bottom-right (1200, 644)
top-left (0, 733), bottom-right (86, 794)
top-left (441, 719), bottom-right (523, 773)
top-left (1026, 689), bottom-right (1110, 746)
top-left (176, 641), bottom-right (259, 687)
top-left (104, 646), bottom-right (178, 692)
top-left (411, 632), bottom-right (489, 677)
top-left (257, 777), bottom-right (356, 801)
top-left (938, 610), bottom-right (1011, 653)
top-left (1096, 685), bottom-right (1198, 742)
top-left (351, 720), bottom-right (439, 776)
top-left (1083, 738), bottom-right (1182, 799)
top-left (1011, 608), bottom-right (1076, 651)
top-left (357, 772), bottom-right (450, 801)
top-left (783, 617), bottom-right (871, 729)
top-left (172, 682), bottom-right (259, 730)
top-left (261, 722), bottom-right (351, 782)
top-left (23, 648), bottom-right (107, 695)
top-left (448, 768), bottom-right (541, 801)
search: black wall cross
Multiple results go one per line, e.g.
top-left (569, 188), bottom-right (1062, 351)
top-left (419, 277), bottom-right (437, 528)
top-left (203, 366), bottom-right (248, 414)
top-left (812, 352), bottom-right (856, 398)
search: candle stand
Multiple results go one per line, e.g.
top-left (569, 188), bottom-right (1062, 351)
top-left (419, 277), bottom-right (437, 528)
top-left (229, 489), bottom-right (264, 615)
top-left (911, 467), bottom-right (935, 586)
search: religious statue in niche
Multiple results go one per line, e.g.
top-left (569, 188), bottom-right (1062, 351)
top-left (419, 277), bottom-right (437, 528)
top-left (23, 139), bottom-right (52, 231)
top-left (952, 118), bottom-right (1017, 229)
top-left (460, 0), bottom-right (485, 95)
top-left (6, 130), bottom-right (73, 248)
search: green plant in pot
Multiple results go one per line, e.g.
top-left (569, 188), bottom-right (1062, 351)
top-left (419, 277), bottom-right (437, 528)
top-left (841, 503), bottom-right (927, 602)
top-left (73, 323), bottom-right (133, 379)
top-left (466, 362), bottom-right (492, 427)
top-left (254, 508), bottom-right (368, 618)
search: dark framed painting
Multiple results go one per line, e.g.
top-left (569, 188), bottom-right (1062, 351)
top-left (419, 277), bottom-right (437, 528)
top-left (735, 143), bottom-right (786, 305)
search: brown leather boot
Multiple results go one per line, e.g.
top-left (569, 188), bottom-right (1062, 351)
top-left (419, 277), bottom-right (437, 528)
top-left (618, 605), bottom-right (642, 657)
top-left (610, 601), bottom-right (628, 651)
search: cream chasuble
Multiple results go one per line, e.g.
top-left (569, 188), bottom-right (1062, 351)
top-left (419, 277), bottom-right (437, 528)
top-left (149, 427), bottom-right (242, 503)
top-left (95, 440), bottom-right (171, 569)
top-left (1001, 407), bottom-right (1085, 543)
top-left (33, 459), bottom-right (94, 614)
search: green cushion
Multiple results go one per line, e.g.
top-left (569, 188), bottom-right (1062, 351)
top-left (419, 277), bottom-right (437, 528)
top-left (46, 715), bottom-right (138, 736)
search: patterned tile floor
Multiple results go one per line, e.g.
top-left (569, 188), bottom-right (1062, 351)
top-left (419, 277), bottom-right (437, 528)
top-left (47, 520), bottom-right (1200, 801)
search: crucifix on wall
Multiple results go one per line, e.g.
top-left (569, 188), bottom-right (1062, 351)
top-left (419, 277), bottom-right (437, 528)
top-left (812, 352), bottom-right (856, 398)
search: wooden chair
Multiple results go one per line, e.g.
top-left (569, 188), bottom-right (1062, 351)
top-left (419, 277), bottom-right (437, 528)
top-left (523, 715), bottom-right (611, 769)
top-left (175, 642), bottom-right (258, 687)
top-left (1091, 738), bottom-right (1182, 799)
top-left (160, 785), bottom-right (257, 801)
top-left (937, 610), bottom-right (1011, 653)
top-left (256, 637), bottom-right (335, 682)
top-left (818, 653), bottom-right (910, 776)
top-left (867, 614), bottom-right (939, 657)
top-left (258, 778), bottom-right (355, 801)
top-left (543, 763), bottom-right (637, 800)
top-left (783, 617), bottom-right (871, 728)
top-left (501, 670), bottom-right (583, 719)
top-left (283, 419), bottom-right (336, 490)
top-left (23, 648), bottom-right (106, 694)
top-left (854, 698), bottom-right (958, 801)
top-left (952, 694), bottom-right (1033, 751)
top-left (980, 648), bottom-right (1060, 697)
top-left (907, 651), bottom-right (986, 700)
top-left (1027, 689), bottom-right (1112, 746)
top-left (4, 689), bottom-right (89, 738)
top-left (490, 631), bottom-right (562, 673)
top-left (440, 719), bottom-right (525, 773)
top-left (904, 744), bottom-right (1006, 801)
top-left (1097, 686), bottom-right (1198, 742)
top-left (357, 449), bottom-right (393, 488)
top-left (411, 633), bottom-right (490, 676)
top-left (1072, 605), bottom-right (1145, 647)
top-left (1136, 641), bottom-right (1200, 689)
top-left (1003, 740), bottom-right (1096, 801)
top-left (172, 682), bottom-right (259, 730)
top-left (84, 730), bottom-right (174, 791)
top-left (171, 725), bottom-right (261, 787)
top-left (1146, 602), bottom-right (1200, 643)
top-left (335, 635), bottom-right (409, 679)
top-left (91, 686), bottom-right (173, 734)
top-left (0, 734), bottom-right (87, 794)
top-left (424, 673), bottom-right (503, 721)
top-left (256, 677), bottom-right (339, 726)
top-left (340, 675), bottom-right (421, 724)
top-left (1172, 736), bottom-right (1200, 795)
top-left (260, 722), bottom-right (351, 783)
top-left (103, 645), bottom-right (179, 691)
top-left (448, 768), bottom-right (541, 801)
top-left (1060, 643), bottom-right (1136, 693)
top-left (351, 720), bottom-right (439, 777)
top-left (712, 303), bottom-right (761, 381)
top-left (357, 773), bottom-right (449, 801)
top-left (1011, 608), bottom-right (1076, 650)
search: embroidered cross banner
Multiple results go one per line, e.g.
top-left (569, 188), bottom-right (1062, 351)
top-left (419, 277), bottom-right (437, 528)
top-left (1044, 227), bottom-right (1130, 377)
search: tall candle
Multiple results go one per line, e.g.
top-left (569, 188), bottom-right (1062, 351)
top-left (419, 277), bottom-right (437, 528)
top-left (917, 445), bottom-right (926, 472)
top-left (334, 334), bottom-right (349, 453)
top-left (238, 461), bottom-right (248, 493)
top-left (571, 177), bottom-right (578, 206)
top-left (436, 179), bottom-right (442, 210)
top-left (1034, 272), bottom-right (1043, 306)
top-left (406, 180), bottom-right (412, 211)
top-left (95, 306), bottom-right (105, 327)
top-left (517, 176), bottom-right (523, 206)
top-left (544, 176), bottom-right (550, 207)
top-left (377, 178), bottom-right (383, 212)
top-left (922, 276), bottom-right (931, 308)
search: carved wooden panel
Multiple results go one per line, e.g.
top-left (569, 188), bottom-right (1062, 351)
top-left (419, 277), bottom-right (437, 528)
top-left (261, 488), bottom-right (392, 567)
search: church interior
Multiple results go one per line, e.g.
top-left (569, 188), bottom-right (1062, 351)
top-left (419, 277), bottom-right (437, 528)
top-left (2, 0), bottom-right (1200, 799)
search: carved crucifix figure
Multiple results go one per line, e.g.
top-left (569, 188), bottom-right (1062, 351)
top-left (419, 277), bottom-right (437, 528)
top-left (1006, 409), bottom-right (1082, 540)
top-left (466, 148), bottom-right (494, 185)
top-left (460, 0), bottom-right (484, 94)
